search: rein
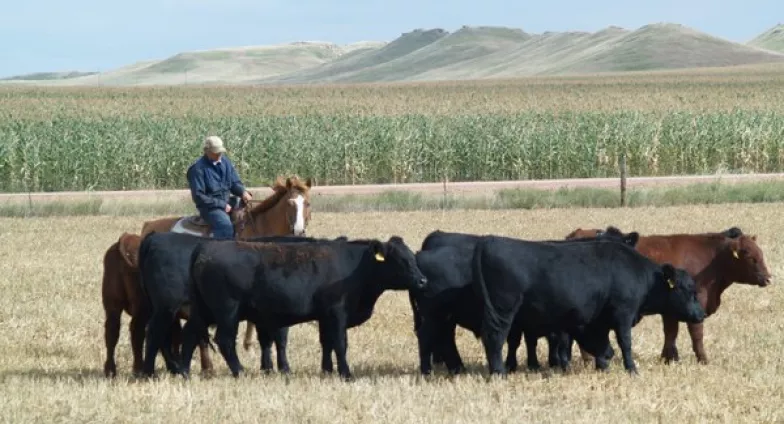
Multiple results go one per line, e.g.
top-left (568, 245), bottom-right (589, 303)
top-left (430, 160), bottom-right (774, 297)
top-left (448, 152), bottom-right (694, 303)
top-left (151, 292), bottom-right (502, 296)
top-left (235, 199), bottom-right (263, 237)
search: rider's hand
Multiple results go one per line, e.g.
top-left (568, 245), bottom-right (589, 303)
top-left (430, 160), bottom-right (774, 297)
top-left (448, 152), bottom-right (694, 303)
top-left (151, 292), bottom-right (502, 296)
top-left (242, 191), bottom-right (252, 204)
top-left (225, 204), bottom-right (232, 213)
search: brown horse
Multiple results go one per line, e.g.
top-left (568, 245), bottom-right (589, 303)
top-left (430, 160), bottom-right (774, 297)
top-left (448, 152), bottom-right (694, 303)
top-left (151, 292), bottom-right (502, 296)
top-left (140, 175), bottom-right (313, 239)
top-left (102, 232), bottom-right (215, 377)
top-left (139, 175), bottom-right (314, 356)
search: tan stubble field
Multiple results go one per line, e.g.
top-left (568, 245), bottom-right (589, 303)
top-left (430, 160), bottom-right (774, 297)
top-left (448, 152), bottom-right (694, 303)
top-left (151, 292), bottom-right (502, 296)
top-left (1, 203), bottom-right (783, 423)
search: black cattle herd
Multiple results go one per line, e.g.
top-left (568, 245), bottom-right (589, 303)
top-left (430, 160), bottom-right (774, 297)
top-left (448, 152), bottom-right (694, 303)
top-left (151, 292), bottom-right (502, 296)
top-left (122, 222), bottom-right (734, 382)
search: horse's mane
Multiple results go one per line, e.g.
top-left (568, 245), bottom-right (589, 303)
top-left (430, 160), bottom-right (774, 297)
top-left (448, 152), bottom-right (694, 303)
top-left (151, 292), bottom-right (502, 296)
top-left (249, 176), bottom-right (311, 215)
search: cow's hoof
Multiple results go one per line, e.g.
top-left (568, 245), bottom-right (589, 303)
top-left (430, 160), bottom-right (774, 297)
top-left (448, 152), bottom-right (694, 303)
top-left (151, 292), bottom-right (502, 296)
top-left (447, 365), bottom-right (466, 376)
top-left (104, 363), bottom-right (117, 379)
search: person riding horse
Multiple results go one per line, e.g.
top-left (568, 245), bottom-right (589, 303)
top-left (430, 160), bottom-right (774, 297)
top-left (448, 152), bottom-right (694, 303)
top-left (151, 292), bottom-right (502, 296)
top-left (186, 135), bottom-right (254, 240)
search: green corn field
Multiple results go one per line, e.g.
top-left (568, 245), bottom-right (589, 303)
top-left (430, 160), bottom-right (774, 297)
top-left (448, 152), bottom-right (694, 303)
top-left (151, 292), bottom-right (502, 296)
top-left (2, 66), bottom-right (784, 192)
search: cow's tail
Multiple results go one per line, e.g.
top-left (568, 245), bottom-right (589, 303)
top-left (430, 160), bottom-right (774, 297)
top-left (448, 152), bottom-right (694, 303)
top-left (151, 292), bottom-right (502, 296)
top-left (472, 237), bottom-right (512, 336)
top-left (187, 243), bottom-right (216, 353)
top-left (136, 231), bottom-right (157, 299)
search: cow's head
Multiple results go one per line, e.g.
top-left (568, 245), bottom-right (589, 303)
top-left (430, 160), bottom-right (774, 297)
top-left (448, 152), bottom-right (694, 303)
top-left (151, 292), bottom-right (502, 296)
top-left (369, 236), bottom-right (428, 291)
top-left (723, 234), bottom-right (771, 287)
top-left (652, 264), bottom-right (706, 324)
top-left (118, 232), bottom-right (142, 269)
top-left (594, 226), bottom-right (640, 247)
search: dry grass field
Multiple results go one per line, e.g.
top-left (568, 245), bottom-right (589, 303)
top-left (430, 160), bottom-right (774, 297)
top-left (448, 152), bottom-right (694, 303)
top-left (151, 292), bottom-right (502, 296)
top-left (2, 203), bottom-right (783, 423)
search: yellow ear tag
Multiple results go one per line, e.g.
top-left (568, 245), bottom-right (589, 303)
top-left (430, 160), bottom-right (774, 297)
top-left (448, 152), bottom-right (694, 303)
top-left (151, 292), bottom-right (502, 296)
top-left (732, 250), bottom-right (739, 259)
top-left (375, 252), bottom-right (385, 262)
top-left (667, 278), bottom-right (675, 289)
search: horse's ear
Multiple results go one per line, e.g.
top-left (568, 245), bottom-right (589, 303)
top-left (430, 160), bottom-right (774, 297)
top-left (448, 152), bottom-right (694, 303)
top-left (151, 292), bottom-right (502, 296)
top-left (118, 232), bottom-right (141, 269)
top-left (305, 177), bottom-right (313, 188)
top-left (285, 177), bottom-right (293, 189)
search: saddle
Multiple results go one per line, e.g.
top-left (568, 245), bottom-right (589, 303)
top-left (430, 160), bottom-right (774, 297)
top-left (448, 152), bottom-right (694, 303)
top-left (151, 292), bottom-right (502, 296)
top-left (180, 197), bottom-right (248, 237)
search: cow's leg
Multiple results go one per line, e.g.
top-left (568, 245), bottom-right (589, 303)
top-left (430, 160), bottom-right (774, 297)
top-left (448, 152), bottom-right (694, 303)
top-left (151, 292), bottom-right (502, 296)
top-left (660, 315), bottom-right (680, 363)
top-left (198, 340), bottom-right (214, 375)
top-left (546, 332), bottom-right (568, 370)
top-left (142, 309), bottom-right (176, 377)
top-left (255, 325), bottom-right (276, 373)
top-left (318, 319), bottom-right (334, 374)
top-left (213, 311), bottom-right (243, 378)
top-left (160, 320), bottom-right (182, 375)
top-left (505, 325), bottom-right (524, 372)
top-left (329, 312), bottom-right (352, 381)
top-left (103, 310), bottom-right (122, 378)
top-left (441, 323), bottom-right (466, 375)
top-left (273, 326), bottom-right (291, 373)
top-left (243, 321), bottom-right (256, 351)
top-left (687, 322), bottom-right (708, 364)
top-left (554, 332), bottom-right (573, 371)
top-left (521, 332), bottom-right (540, 371)
top-left (614, 320), bottom-right (638, 375)
top-left (480, 307), bottom-right (517, 376)
top-left (415, 316), bottom-right (438, 375)
top-left (129, 306), bottom-right (149, 377)
top-left (180, 309), bottom-right (209, 378)
top-left (574, 328), bottom-right (611, 371)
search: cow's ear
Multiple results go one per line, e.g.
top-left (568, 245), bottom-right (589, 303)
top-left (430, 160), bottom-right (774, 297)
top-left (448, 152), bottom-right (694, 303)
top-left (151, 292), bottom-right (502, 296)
top-left (370, 240), bottom-right (387, 263)
top-left (118, 232), bottom-right (140, 268)
top-left (625, 232), bottom-right (640, 247)
top-left (661, 263), bottom-right (676, 289)
top-left (388, 236), bottom-right (404, 245)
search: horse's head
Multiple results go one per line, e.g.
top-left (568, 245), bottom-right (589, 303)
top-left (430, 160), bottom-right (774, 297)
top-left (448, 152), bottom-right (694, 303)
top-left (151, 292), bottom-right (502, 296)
top-left (243, 176), bottom-right (314, 237)
top-left (281, 176), bottom-right (313, 236)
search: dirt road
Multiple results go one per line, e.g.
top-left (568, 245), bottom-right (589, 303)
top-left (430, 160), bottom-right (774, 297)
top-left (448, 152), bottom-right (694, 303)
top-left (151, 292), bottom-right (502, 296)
top-left (0, 173), bottom-right (782, 203)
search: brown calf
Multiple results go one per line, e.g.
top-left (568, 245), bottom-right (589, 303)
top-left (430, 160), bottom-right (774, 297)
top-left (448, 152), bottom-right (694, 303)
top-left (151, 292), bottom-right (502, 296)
top-left (566, 226), bottom-right (771, 364)
top-left (101, 232), bottom-right (214, 377)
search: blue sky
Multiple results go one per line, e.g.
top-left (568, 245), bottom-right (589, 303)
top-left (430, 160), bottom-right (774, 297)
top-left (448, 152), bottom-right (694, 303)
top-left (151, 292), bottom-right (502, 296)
top-left (1, 0), bottom-right (781, 78)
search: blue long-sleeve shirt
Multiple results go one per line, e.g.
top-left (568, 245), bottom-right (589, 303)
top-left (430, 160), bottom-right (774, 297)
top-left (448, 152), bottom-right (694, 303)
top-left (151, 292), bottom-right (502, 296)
top-left (186, 155), bottom-right (246, 211)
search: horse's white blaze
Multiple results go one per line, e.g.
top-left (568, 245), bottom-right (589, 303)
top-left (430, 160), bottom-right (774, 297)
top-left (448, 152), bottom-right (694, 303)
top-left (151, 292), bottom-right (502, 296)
top-left (171, 218), bottom-right (209, 237)
top-left (293, 194), bottom-right (305, 235)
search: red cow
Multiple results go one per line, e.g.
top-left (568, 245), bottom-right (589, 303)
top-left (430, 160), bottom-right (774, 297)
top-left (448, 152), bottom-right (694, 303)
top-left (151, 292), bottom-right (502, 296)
top-left (101, 232), bottom-right (213, 377)
top-left (565, 226), bottom-right (771, 364)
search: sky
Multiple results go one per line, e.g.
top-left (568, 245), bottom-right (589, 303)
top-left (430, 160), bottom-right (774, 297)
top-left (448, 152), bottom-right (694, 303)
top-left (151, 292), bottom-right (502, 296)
top-left (1, 0), bottom-right (782, 78)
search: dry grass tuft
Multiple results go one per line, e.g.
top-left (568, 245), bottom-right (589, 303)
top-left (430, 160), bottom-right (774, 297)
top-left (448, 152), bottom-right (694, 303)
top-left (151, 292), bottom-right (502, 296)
top-left (1, 204), bottom-right (783, 422)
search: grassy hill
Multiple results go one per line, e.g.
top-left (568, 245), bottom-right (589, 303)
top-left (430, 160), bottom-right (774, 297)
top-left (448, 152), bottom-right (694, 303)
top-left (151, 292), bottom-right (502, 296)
top-left (1, 71), bottom-right (98, 81)
top-left (36, 41), bottom-right (387, 86)
top-left (748, 24), bottom-right (784, 53)
top-left (263, 28), bottom-right (449, 84)
top-left (6, 22), bottom-right (784, 86)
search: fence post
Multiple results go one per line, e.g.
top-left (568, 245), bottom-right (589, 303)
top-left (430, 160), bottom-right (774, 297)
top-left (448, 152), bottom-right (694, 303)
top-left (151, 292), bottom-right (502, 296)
top-left (619, 152), bottom-right (627, 207)
top-left (442, 174), bottom-right (448, 210)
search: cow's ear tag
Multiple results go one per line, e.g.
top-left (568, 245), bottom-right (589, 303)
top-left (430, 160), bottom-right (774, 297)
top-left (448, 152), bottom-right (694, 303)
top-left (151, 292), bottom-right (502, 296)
top-left (667, 278), bottom-right (675, 289)
top-left (375, 252), bottom-right (385, 262)
top-left (732, 249), bottom-right (739, 259)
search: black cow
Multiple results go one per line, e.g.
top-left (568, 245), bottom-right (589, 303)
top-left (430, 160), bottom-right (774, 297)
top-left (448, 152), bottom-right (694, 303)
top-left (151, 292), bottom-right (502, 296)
top-left (179, 236), bottom-right (428, 380)
top-left (472, 234), bottom-right (706, 375)
top-left (137, 231), bottom-right (343, 377)
top-left (410, 227), bottom-right (639, 375)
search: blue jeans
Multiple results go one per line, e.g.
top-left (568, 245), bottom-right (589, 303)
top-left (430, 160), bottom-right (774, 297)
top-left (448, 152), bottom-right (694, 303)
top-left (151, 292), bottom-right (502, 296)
top-left (200, 208), bottom-right (234, 240)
